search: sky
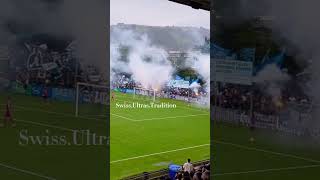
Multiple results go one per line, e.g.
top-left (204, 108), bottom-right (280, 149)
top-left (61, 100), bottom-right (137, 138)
top-left (110, 0), bottom-right (210, 29)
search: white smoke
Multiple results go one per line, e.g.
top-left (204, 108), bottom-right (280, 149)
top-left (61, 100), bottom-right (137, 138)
top-left (0, 0), bottom-right (108, 78)
top-left (222, 0), bottom-right (320, 134)
top-left (254, 64), bottom-right (290, 105)
top-left (111, 28), bottom-right (173, 90)
top-left (265, 0), bottom-right (320, 130)
top-left (254, 64), bottom-right (290, 83)
top-left (187, 52), bottom-right (210, 84)
top-left (189, 81), bottom-right (201, 95)
top-left (187, 51), bottom-right (210, 106)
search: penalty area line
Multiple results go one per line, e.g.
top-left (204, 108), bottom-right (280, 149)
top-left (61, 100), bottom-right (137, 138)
top-left (135, 114), bottom-right (208, 122)
top-left (15, 119), bottom-right (75, 132)
top-left (14, 105), bottom-right (107, 123)
top-left (213, 164), bottom-right (320, 176)
top-left (14, 119), bottom-right (99, 136)
top-left (111, 113), bottom-right (208, 122)
top-left (0, 162), bottom-right (56, 180)
top-left (111, 113), bottom-right (135, 121)
top-left (110, 143), bottom-right (209, 164)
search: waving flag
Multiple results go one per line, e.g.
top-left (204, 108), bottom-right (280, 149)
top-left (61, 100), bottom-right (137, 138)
top-left (211, 42), bottom-right (232, 59)
top-left (254, 49), bottom-right (285, 75)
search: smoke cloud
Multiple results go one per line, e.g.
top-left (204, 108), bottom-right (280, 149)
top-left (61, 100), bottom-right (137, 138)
top-left (217, 0), bottom-right (320, 136)
top-left (186, 51), bottom-right (210, 106)
top-left (0, 0), bottom-right (108, 77)
top-left (254, 64), bottom-right (290, 105)
top-left (111, 26), bottom-right (210, 107)
top-left (111, 27), bottom-right (173, 90)
top-left (264, 0), bottom-right (320, 130)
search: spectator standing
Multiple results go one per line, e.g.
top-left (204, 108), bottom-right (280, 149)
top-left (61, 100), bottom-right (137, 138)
top-left (183, 159), bottom-right (194, 174)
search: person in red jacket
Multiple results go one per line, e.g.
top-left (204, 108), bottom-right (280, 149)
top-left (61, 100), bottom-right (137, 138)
top-left (1, 96), bottom-right (15, 127)
top-left (42, 87), bottom-right (49, 102)
top-left (111, 91), bottom-right (116, 102)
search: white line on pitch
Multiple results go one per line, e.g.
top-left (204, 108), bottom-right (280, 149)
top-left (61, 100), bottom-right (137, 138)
top-left (213, 164), bottom-right (320, 176)
top-left (15, 119), bottom-right (74, 132)
top-left (15, 119), bottom-right (99, 136)
top-left (0, 162), bottom-right (56, 180)
top-left (14, 105), bottom-right (107, 123)
top-left (0, 109), bottom-right (23, 112)
top-left (111, 113), bottom-right (208, 122)
top-left (135, 114), bottom-right (208, 122)
top-left (110, 143), bottom-right (209, 164)
top-left (110, 113), bottom-right (135, 121)
top-left (114, 98), bottom-right (208, 113)
top-left (214, 140), bottom-right (320, 164)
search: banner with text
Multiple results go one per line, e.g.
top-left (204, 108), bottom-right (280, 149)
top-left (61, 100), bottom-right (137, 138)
top-left (213, 59), bottom-right (253, 85)
top-left (167, 80), bottom-right (190, 89)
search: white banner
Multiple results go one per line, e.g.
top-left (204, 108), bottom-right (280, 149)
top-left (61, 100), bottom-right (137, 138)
top-left (213, 59), bottom-right (253, 85)
top-left (214, 107), bottom-right (320, 137)
top-left (42, 62), bottom-right (58, 71)
top-left (167, 80), bottom-right (190, 89)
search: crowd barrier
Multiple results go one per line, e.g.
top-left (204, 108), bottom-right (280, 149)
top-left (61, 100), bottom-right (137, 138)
top-left (11, 82), bottom-right (108, 104)
top-left (121, 160), bottom-right (210, 180)
top-left (114, 88), bottom-right (199, 102)
top-left (11, 82), bottom-right (74, 101)
top-left (213, 106), bottom-right (320, 137)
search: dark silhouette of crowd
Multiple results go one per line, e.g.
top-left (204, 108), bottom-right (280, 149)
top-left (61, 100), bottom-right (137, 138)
top-left (112, 75), bottom-right (208, 99)
top-left (163, 87), bottom-right (206, 98)
top-left (212, 82), bottom-right (310, 115)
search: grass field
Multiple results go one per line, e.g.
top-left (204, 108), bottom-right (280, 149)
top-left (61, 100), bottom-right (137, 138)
top-left (110, 92), bottom-right (210, 179)
top-left (212, 122), bottom-right (320, 179)
top-left (0, 92), bottom-right (108, 180)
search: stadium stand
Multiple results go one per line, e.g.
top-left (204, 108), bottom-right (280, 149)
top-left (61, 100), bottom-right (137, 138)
top-left (121, 160), bottom-right (210, 180)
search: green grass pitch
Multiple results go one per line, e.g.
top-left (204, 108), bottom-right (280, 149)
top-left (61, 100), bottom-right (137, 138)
top-left (212, 122), bottom-right (320, 179)
top-left (5, 91), bottom-right (318, 179)
top-left (0, 92), bottom-right (108, 180)
top-left (110, 92), bottom-right (210, 179)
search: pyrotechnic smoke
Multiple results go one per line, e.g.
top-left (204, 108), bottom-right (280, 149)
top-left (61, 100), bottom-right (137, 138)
top-left (0, 0), bottom-right (108, 78)
top-left (254, 64), bottom-right (290, 104)
top-left (111, 26), bottom-right (210, 107)
top-left (111, 28), bottom-right (173, 90)
top-left (217, 0), bottom-right (320, 135)
top-left (187, 51), bottom-right (210, 106)
top-left (263, 0), bottom-right (320, 130)
top-left (189, 81), bottom-right (201, 96)
top-left (254, 64), bottom-right (290, 83)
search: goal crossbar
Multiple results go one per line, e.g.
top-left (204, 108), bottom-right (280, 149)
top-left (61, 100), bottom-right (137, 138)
top-left (133, 87), bottom-right (156, 102)
top-left (75, 82), bottom-right (109, 117)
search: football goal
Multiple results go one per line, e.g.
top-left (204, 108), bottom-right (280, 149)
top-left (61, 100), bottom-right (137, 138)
top-left (75, 82), bottom-right (109, 118)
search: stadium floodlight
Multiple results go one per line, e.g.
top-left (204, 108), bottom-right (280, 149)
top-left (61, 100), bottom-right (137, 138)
top-left (75, 82), bottom-right (109, 117)
top-left (133, 87), bottom-right (156, 102)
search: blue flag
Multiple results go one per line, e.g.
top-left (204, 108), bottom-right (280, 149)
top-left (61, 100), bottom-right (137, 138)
top-left (254, 49), bottom-right (285, 75)
top-left (175, 75), bottom-right (183, 80)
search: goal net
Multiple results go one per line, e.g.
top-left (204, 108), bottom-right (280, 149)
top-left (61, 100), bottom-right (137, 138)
top-left (133, 87), bottom-right (157, 102)
top-left (75, 82), bottom-right (109, 119)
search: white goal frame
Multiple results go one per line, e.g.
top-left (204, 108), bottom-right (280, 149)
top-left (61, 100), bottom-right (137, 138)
top-left (75, 82), bottom-right (109, 117)
top-left (133, 87), bottom-right (156, 102)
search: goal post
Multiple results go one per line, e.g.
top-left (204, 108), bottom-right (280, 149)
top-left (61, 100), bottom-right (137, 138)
top-left (75, 82), bottom-right (109, 117)
top-left (133, 87), bottom-right (156, 102)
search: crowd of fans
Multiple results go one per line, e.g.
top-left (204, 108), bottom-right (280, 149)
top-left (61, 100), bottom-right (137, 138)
top-left (163, 87), bottom-right (207, 99)
top-left (174, 159), bottom-right (210, 180)
top-left (112, 74), bottom-right (208, 99)
top-left (112, 75), bottom-right (136, 89)
top-left (212, 82), bottom-right (310, 115)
